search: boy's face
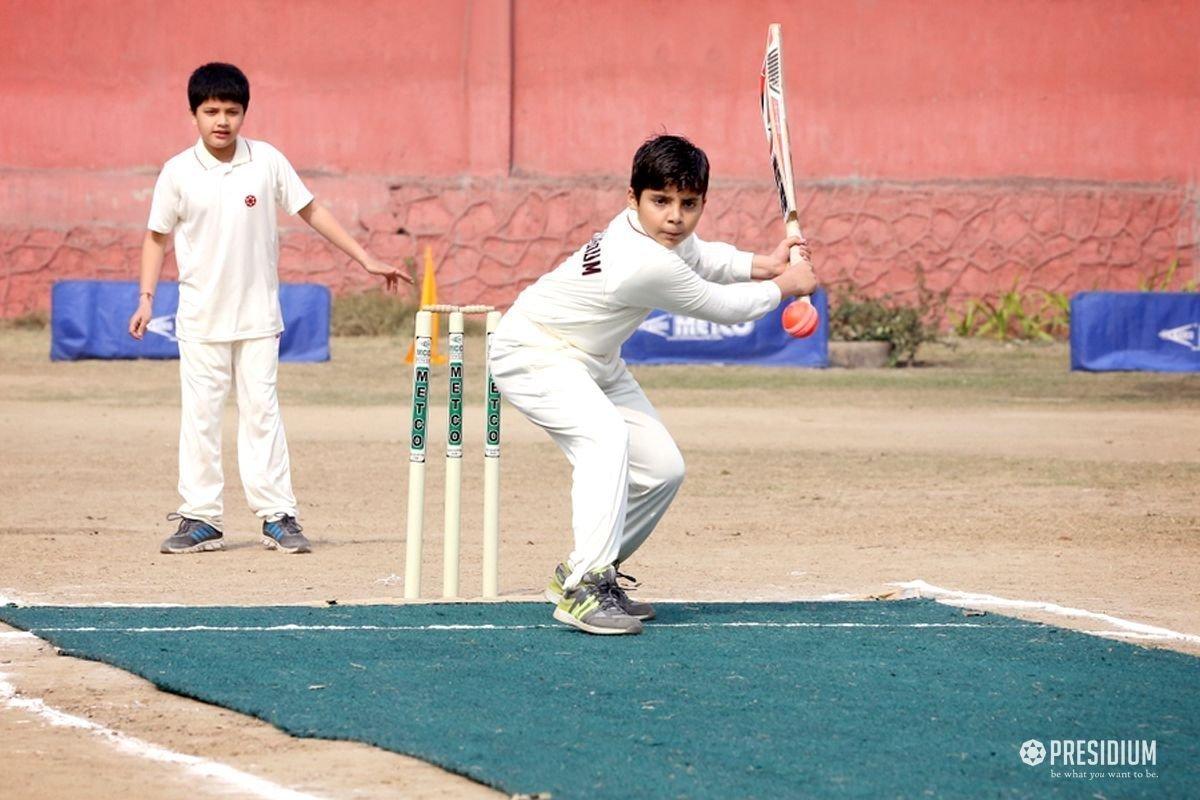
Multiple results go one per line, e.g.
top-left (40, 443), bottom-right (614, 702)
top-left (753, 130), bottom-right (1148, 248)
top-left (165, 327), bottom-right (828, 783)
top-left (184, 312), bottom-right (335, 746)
top-left (627, 185), bottom-right (705, 249)
top-left (192, 98), bottom-right (244, 155)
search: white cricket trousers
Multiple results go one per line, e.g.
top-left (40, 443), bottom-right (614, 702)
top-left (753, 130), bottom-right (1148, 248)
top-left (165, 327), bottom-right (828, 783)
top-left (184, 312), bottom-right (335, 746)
top-left (177, 336), bottom-right (297, 529)
top-left (489, 310), bottom-right (685, 591)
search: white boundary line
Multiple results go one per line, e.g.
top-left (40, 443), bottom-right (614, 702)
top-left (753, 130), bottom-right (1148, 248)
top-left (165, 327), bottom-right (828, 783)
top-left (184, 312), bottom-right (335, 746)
top-left (2, 588), bottom-right (860, 608)
top-left (892, 579), bottom-right (1200, 646)
top-left (0, 672), bottom-right (328, 800)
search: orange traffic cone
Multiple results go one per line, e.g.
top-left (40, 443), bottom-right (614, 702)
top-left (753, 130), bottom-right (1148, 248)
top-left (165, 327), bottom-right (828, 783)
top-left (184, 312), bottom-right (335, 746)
top-left (405, 247), bottom-right (447, 365)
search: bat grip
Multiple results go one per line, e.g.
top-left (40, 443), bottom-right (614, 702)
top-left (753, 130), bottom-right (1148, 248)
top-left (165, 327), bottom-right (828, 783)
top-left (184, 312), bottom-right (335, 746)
top-left (785, 219), bottom-right (804, 264)
top-left (784, 219), bottom-right (814, 307)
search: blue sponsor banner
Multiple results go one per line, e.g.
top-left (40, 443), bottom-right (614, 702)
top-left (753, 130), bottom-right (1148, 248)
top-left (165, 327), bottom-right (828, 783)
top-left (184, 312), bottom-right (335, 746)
top-left (50, 280), bottom-right (331, 362)
top-left (1070, 292), bottom-right (1200, 372)
top-left (621, 289), bottom-right (828, 367)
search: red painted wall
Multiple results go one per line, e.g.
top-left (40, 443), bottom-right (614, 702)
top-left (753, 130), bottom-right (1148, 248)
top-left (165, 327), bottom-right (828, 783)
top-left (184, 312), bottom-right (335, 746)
top-left (1, 0), bottom-right (1196, 316)
top-left (513, 0), bottom-right (1200, 183)
top-left (0, 0), bottom-right (517, 178)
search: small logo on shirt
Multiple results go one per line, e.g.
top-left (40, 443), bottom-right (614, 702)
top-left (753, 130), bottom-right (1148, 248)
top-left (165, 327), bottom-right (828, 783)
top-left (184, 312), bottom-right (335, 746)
top-left (581, 233), bottom-right (604, 276)
top-left (244, 195), bottom-right (257, 207)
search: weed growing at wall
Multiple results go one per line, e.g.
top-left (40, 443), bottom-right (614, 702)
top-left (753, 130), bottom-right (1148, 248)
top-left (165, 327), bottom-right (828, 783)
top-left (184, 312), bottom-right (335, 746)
top-left (331, 290), bottom-right (416, 336)
top-left (953, 280), bottom-right (1069, 342)
top-left (955, 259), bottom-right (1196, 342)
top-left (1138, 259), bottom-right (1198, 292)
top-left (330, 292), bottom-right (486, 337)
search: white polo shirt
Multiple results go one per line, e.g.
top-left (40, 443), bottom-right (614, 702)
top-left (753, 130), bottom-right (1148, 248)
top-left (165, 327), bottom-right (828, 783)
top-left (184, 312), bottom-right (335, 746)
top-left (147, 137), bottom-right (314, 342)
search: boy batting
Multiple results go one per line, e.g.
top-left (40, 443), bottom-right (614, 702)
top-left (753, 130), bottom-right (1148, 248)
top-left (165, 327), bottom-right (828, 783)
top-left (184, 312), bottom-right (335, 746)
top-left (489, 134), bottom-right (817, 634)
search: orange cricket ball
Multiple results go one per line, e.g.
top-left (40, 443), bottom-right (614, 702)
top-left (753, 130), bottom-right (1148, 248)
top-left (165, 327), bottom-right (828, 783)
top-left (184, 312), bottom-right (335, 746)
top-left (782, 300), bottom-right (819, 338)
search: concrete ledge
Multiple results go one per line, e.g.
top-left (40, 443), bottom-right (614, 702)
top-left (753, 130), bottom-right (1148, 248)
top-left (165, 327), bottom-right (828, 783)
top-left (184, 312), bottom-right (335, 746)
top-left (829, 340), bottom-right (893, 368)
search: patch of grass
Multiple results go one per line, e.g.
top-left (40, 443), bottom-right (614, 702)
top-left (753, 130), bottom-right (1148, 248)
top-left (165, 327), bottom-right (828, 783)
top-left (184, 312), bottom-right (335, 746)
top-left (631, 337), bottom-right (1200, 407)
top-left (0, 310), bottom-right (49, 330)
top-left (331, 290), bottom-right (417, 337)
top-left (3, 329), bottom-right (1197, 410)
top-left (330, 291), bottom-right (489, 337)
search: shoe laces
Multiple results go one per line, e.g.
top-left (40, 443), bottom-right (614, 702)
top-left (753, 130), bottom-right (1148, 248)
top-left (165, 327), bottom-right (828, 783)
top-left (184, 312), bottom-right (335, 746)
top-left (581, 571), bottom-right (625, 612)
top-left (609, 568), bottom-right (644, 605)
top-left (596, 580), bottom-right (625, 611)
top-left (614, 568), bottom-right (641, 590)
top-left (166, 512), bottom-right (204, 535)
top-left (273, 516), bottom-right (303, 536)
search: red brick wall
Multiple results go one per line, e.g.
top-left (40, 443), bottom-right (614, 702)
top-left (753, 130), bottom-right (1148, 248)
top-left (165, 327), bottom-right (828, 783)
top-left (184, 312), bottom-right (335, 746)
top-left (2, 1), bottom-right (1197, 316)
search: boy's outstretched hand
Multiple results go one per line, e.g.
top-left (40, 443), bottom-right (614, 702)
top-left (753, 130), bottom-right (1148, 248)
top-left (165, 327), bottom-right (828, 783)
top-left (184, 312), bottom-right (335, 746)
top-left (360, 256), bottom-right (412, 293)
top-left (751, 235), bottom-right (812, 279)
top-left (128, 297), bottom-right (152, 340)
top-left (298, 201), bottom-right (415, 293)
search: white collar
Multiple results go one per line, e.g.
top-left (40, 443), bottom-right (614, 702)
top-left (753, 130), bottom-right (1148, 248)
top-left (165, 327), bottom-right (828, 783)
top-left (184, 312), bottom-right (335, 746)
top-left (193, 137), bottom-right (252, 170)
top-left (625, 207), bottom-right (650, 238)
top-left (624, 207), bottom-right (687, 251)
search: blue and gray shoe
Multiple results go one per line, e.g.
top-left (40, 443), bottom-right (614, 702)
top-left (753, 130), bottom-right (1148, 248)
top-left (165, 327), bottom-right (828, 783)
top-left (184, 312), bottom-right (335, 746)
top-left (262, 515), bottom-right (311, 554)
top-left (160, 513), bottom-right (224, 554)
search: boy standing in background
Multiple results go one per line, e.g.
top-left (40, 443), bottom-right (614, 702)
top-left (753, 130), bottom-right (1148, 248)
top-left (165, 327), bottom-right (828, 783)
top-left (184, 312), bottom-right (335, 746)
top-left (129, 63), bottom-right (409, 555)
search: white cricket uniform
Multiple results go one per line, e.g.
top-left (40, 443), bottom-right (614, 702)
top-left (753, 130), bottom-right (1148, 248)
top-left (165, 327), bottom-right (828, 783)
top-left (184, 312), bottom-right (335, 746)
top-left (489, 208), bottom-right (782, 590)
top-left (148, 137), bottom-right (314, 528)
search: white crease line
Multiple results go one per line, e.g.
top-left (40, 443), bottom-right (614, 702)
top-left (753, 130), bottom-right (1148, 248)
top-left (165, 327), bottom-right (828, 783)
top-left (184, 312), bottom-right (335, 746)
top-left (662, 622), bottom-right (1006, 629)
top-left (23, 621), bottom-right (1016, 634)
top-left (0, 631), bottom-right (37, 641)
top-left (0, 673), bottom-right (328, 800)
top-left (1090, 631), bottom-right (1183, 642)
top-left (620, 594), bottom-right (864, 603)
top-left (892, 580), bottom-right (1200, 646)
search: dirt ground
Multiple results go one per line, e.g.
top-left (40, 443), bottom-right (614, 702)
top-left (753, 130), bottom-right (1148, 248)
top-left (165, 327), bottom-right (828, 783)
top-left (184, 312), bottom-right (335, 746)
top-left (1, 329), bottom-right (1197, 799)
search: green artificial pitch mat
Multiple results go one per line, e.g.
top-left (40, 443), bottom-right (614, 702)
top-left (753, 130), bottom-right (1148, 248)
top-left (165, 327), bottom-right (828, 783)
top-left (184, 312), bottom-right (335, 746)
top-left (2, 600), bottom-right (1196, 798)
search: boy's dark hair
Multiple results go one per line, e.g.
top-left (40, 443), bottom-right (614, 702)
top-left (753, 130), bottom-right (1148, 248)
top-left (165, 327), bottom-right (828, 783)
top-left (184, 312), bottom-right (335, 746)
top-left (630, 135), bottom-right (710, 199)
top-left (188, 63), bottom-right (250, 113)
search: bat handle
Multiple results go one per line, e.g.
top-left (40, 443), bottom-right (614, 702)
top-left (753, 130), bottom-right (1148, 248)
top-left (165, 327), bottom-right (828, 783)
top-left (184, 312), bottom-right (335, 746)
top-left (785, 219), bottom-right (814, 307)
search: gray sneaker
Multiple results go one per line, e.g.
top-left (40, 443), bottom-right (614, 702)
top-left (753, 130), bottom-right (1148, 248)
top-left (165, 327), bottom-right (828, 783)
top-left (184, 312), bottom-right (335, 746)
top-left (547, 562), bottom-right (655, 621)
top-left (552, 566), bottom-right (643, 635)
top-left (160, 513), bottom-right (224, 554)
top-left (261, 515), bottom-right (311, 554)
